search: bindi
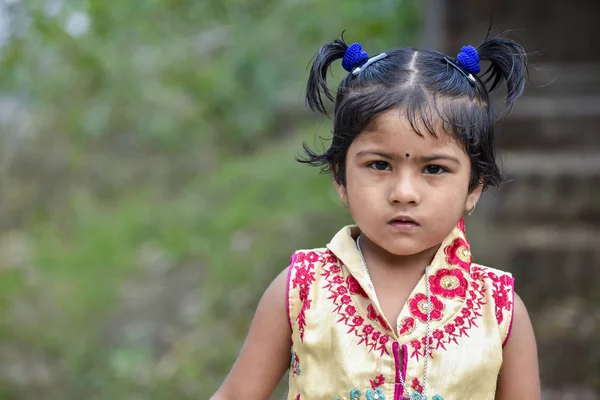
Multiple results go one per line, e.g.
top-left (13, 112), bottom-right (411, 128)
top-left (405, 153), bottom-right (410, 158)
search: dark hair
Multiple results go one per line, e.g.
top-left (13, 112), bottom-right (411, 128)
top-left (298, 31), bottom-right (530, 192)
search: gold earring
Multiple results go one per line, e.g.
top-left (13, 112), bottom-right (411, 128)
top-left (340, 193), bottom-right (349, 208)
top-left (468, 203), bottom-right (477, 216)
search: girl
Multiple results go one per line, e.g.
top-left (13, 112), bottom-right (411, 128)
top-left (211, 31), bottom-right (541, 400)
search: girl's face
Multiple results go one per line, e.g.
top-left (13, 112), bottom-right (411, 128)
top-left (335, 108), bottom-right (482, 257)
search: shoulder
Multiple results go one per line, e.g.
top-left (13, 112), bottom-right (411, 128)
top-left (285, 248), bottom-right (334, 333)
top-left (471, 263), bottom-right (514, 282)
top-left (471, 263), bottom-right (514, 296)
top-left (287, 247), bottom-right (336, 283)
top-left (471, 263), bottom-right (515, 343)
top-left (290, 248), bottom-right (335, 265)
top-left (286, 247), bottom-right (336, 289)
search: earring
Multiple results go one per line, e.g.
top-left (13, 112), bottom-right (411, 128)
top-left (468, 203), bottom-right (477, 216)
top-left (340, 193), bottom-right (349, 208)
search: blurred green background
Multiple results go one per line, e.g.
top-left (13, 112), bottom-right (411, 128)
top-left (4, 0), bottom-right (600, 398)
top-left (0, 0), bottom-right (421, 398)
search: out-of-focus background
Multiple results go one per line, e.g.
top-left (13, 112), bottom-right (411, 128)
top-left (0, 0), bottom-right (598, 399)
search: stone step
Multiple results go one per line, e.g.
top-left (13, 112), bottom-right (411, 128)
top-left (543, 388), bottom-right (599, 400)
top-left (484, 152), bottom-right (600, 223)
top-left (507, 237), bottom-right (600, 303)
top-left (500, 232), bottom-right (600, 388)
top-left (537, 337), bottom-right (600, 390)
top-left (502, 151), bottom-right (600, 175)
top-left (509, 95), bottom-right (600, 119)
top-left (496, 114), bottom-right (600, 151)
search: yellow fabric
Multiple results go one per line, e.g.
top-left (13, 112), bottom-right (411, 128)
top-left (286, 222), bottom-right (514, 400)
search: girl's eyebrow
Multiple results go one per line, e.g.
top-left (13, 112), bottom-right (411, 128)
top-left (417, 154), bottom-right (461, 164)
top-left (356, 150), bottom-right (397, 160)
top-left (356, 150), bottom-right (460, 164)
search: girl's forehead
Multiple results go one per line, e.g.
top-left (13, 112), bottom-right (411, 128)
top-left (355, 110), bottom-right (462, 152)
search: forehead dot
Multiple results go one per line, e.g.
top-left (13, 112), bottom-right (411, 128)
top-left (405, 153), bottom-right (410, 158)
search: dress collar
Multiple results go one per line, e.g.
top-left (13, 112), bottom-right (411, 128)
top-left (326, 219), bottom-right (473, 341)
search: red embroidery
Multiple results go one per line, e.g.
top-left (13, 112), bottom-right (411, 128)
top-left (410, 266), bottom-right (490, 360)
top-left (367, 304), bottom-right (377, 319)
top-left (398, 317), bottom-right (415, 335)
top-left (432, 328), bottom-right (447, 350)
top-left (429, 268), bottom-right (468, 299)
top-left (411, 377), bottom-right (424, 393)
top-left (409, 293), bottom-right (444, 322)
top-left (321, 254), bottom-right (391, 357)
top-left (490, 272), bottom-right (514, 324)
top-left (409, 339), bottom-right (423, 360)
top-left (370, 374), bottom-right (385, 389)
top-left (458, 218), bottom-right (466, 235)
top-left (292, 251), bottom-right (318, 342)
top-left (444, 237), bottom-right (472, 271)
top-left (347, 275), bottom-right (368, 298)
top-left (377, 316), bottom-right (389, 331)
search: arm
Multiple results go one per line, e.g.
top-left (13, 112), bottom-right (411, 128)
top-left (495, 292), bottom-right (541, 400)
top-left (210, 267), bottom-right (292, 400)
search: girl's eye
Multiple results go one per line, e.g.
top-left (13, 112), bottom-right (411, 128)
top-left (369, 161), bottom-right (391, 171)
top-left (424, 165), bottom-right (447, 175)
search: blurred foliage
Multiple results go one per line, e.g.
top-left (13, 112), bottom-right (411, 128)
top-left (0, 0), bottom-right (420, 398)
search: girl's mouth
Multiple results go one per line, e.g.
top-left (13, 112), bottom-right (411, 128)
top-left (388, 215), bottom-right (420, 229)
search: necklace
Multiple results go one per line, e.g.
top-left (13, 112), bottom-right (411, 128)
top-left (356, 235), bottom-right (443, 400)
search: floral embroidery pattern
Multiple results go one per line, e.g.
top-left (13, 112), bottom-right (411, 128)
top-left (429, 268), bottom-right (468, 299)
top-left (409, 338), bottom-right (424, 360)
top-left (347, 274), bottom-right (368, 298)
top-left (398, 317), bottom-right (415, 335)
top-left (367, 304), bottom-right (392, 332)
top-left (335, 387), bottom-right (385, 400)
top-left (321, 253), bottom-right (391, 357)
top-left (366, 388), bottom-right (385, 400)
top-left (444, 237), bottom-right (472, 271)
top-left (409, 293), bottom-right (444, 323)
top-left (411, 394), bottom-right (444, 400)
top-left (411, 377), bottom-right (423, 393)
top-left (292, 251), bottom-right (318, 342)
top-left (487, 271), bottom-right (514, 324)
top-left (410, 266), bottom-right (489, 360)
top-left (370, 374), bottom-right (385, 389)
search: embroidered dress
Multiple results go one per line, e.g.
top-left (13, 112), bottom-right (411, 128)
top-left (286, 221), bottom-right (514, 400)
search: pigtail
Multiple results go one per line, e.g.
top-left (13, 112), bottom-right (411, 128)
top-left (306, 37), bottom-right (348, 116)
top-left (476, 31), bottom-right (530, 117)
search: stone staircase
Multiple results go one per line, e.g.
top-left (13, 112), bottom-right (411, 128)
top-left (481, 62), bottom-right (600, 394)
top-left (424, 0), bottom-right (600, 393)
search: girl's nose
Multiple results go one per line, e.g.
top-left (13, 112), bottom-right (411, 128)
top-left (388, 172), bottom-right (421, 205)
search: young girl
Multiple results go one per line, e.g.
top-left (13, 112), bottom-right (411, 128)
top-left (211, 32), bottom-right (541, 400)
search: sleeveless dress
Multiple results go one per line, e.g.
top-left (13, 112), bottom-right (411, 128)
top-left (286, 220), bottom-right (514, 400)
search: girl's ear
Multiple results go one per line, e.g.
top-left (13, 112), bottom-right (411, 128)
top-left (331, 164), bottom-right (348, 205)
top-left (335, 181), bottom-right (347, 202)
top-left (332, 175), bottom-right (346, 201)
top-left (465, 183), bottom-right (483, 214)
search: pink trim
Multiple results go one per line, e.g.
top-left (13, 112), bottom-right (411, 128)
top-left (392, 342), bottom-right (407, 400)
top-left (286, 252), bottom-right (297, 332)
top-left (402, 344), bottom-right (408, 384)
top-left (502, 277), bottom-right (516, 347)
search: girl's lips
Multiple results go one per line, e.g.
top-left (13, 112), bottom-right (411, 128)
top-left (389, 215), bottom-right (419, 225)
top-left (388, 219), bottom-right (420, 230)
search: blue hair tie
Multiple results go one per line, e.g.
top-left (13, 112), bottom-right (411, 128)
top-left (342, 42), bottom-right (388, 75)
top-left (342, 42), bottom-right (369, 72)
top-left (456, 45), bottom-right (480, 74)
